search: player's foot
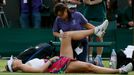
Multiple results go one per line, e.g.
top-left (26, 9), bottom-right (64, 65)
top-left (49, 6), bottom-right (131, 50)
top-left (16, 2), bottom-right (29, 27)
top-left (94, 20), bottom-right (109, 38)
top-left (119, 63), bottom-right (133, 74)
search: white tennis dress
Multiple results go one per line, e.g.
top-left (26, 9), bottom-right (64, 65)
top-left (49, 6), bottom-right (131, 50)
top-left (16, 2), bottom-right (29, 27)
top-left (25, 58), bottom-right (45, 68)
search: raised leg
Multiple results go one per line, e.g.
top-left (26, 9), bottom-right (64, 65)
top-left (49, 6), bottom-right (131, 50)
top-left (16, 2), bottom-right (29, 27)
top-left (60, 20), bottom-right (109, 59)
top-left (60, 29), bottom-right (94, 58)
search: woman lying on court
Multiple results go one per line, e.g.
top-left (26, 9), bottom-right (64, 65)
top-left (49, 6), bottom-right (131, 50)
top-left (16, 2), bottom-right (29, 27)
top-left (5, 20), bottom-right (133, 74)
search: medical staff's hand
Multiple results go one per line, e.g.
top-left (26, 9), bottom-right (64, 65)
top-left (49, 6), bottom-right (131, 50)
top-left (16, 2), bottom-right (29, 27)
top-left (60, 32), bottom-right (68, 39)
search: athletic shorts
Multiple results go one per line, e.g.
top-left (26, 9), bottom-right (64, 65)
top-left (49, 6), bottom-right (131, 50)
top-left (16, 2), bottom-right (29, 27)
top-left (48, 56), bottom-right (74, 73)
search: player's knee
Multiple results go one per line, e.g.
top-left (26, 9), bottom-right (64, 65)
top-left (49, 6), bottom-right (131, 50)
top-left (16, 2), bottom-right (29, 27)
top-left (86, 63), bottom-right (94, 71)
top-left (83, 63), bottom-right (92, 69)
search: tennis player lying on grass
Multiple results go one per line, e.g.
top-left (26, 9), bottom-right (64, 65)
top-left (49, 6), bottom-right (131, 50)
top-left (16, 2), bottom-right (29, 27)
top-left (5, 20), bottom-right (133, 74)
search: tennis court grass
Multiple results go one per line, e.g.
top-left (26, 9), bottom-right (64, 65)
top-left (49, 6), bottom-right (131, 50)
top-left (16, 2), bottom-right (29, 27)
top-left (0, 59), bottom-right (134, 75)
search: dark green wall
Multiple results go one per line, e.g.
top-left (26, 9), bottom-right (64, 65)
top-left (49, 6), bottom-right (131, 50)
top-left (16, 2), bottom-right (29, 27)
top-left (0, 28), bottom-right (54, 56)
top-left (117, 0), bottom-right (128, 12)
top-left (0, 27), bottom-right (133, 57)
top-left (115, 28), bottom-right (133, 50)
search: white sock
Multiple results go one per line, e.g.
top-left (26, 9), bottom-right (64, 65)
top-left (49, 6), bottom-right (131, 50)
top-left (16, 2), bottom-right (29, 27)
top-left (88, 55), bottom-right (93, 61)
top-left (119, 69), bottom-right (122, 73)
top-left (94, 25), bottom-right (102, 34)
top-left (97, 55), bottom-right (101, 57)
top-left (94, 27), bottom-right (99, 34)
top-left (89, 55), bottom-right (92, 57)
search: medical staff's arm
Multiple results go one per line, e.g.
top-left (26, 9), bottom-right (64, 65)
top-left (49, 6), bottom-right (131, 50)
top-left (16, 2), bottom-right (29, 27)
top-left (53, 32), bottom-right (61, 38)
top-left (83, 23), bottom-right (95, 29)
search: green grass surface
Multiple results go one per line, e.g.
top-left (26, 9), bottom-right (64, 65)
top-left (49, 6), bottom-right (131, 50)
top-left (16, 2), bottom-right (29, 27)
top-left (0, 59), bottom-right (134, 75)
top-left (0, 60), bottom-right (6, 70)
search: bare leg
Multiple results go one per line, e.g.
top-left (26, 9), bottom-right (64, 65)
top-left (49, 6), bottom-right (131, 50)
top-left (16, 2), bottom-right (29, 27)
top-left (60, 29), bottom-right (94, 58)
top-left (96, 37), bottom-right (103, 56)
top-left (64, 19), bottom-right (109, 40)
top-left (88, 35), bottom-right (104, 66)
top-left (66, 29), bottom-right (94, 40)
top-left (65, 61), bottom-right (119, 74)
top-left (60, 29), bottom-right (122, 74)
top-left (60, 20), bottom-right (108, 59)
top-left (60, 29), bottom-right (132, 74)
top-left (88, 37), bottom-right (93, 62)
top-left (88, 47), bottom-right (93, 61)
top-left (97, 47), bottom-right (103, 55)
top-left (60, 34), bottom-right (74, 58)
top-left (94, 37), bottom-right (104, 66)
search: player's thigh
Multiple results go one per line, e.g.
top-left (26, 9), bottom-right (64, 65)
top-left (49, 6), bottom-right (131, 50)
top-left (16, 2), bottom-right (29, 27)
top-left (65, 61), bottom-right (92, 73)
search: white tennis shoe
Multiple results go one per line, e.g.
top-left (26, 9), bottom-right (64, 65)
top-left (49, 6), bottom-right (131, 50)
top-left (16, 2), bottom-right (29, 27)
top-left (94, 20), bottom-right (109, 38)
top-left (119, 63), bottom-right (133, 74)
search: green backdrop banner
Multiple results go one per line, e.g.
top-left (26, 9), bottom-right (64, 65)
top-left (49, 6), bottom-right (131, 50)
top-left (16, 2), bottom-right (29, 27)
top-left (0, 27), bottom-right (133, 57)
top-left (0, 28), bottom-right (54, 56)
